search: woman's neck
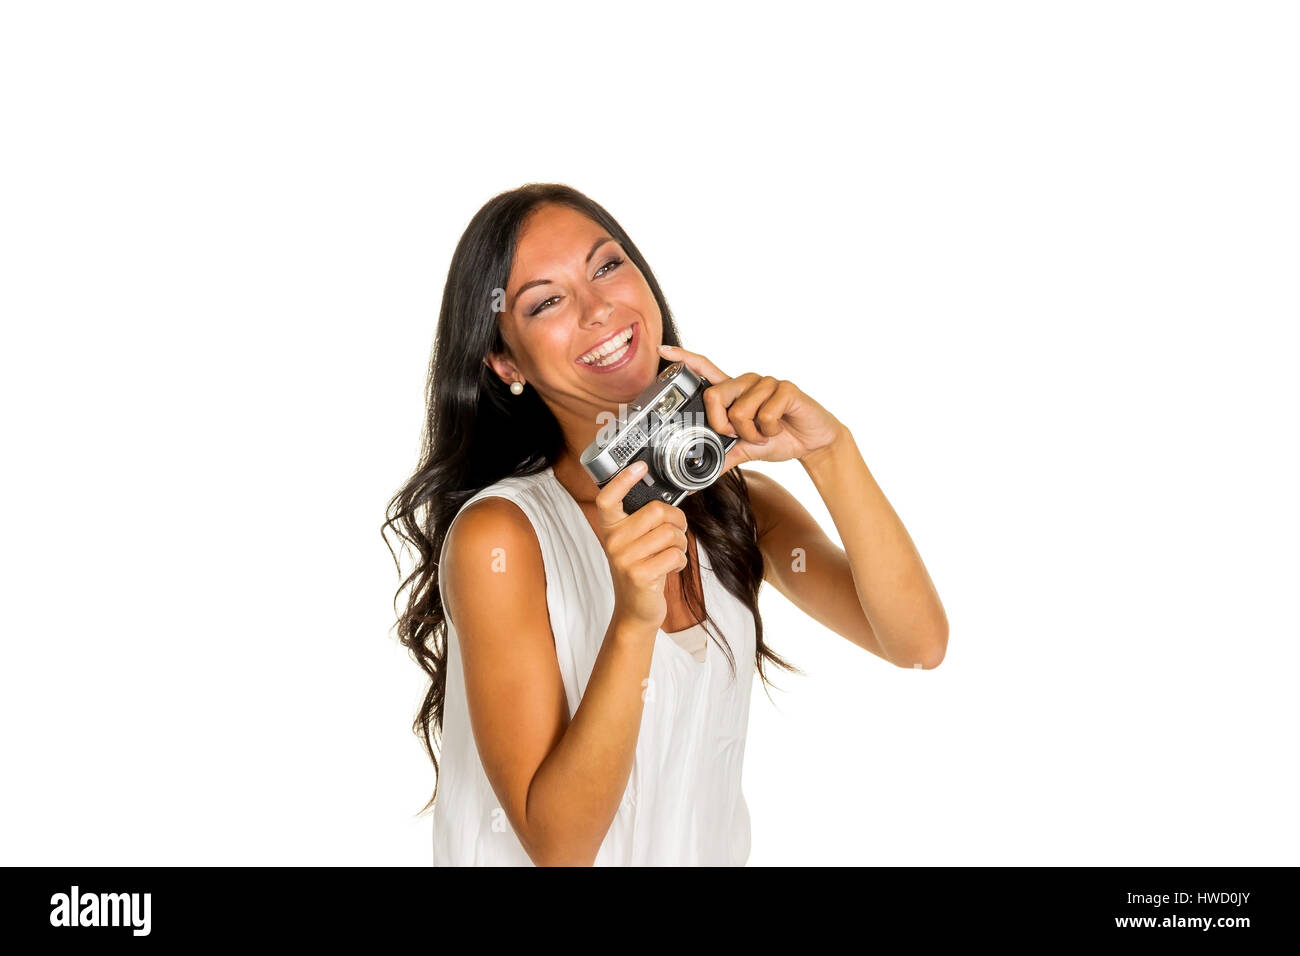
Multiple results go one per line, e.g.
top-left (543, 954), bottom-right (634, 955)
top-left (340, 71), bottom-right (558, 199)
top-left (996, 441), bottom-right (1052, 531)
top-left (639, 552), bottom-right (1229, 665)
top-left (550, 446), bottom-right (601, 505)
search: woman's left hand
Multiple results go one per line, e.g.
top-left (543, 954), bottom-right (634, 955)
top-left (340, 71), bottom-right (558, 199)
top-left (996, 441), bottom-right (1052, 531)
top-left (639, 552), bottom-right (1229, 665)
top-left (658, 344), bottom-right (846, 476)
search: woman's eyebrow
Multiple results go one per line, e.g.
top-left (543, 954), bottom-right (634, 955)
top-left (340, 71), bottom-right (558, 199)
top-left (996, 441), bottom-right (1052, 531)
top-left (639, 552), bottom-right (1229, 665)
top-left (510, 236), bottom-right (618, 304)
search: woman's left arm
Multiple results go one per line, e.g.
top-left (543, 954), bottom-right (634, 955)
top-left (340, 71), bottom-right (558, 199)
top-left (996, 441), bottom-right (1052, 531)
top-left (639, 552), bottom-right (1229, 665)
top-left (794, 428), bottom-right (949, 668)
top-left (659, 343), bottom-right (949, 669)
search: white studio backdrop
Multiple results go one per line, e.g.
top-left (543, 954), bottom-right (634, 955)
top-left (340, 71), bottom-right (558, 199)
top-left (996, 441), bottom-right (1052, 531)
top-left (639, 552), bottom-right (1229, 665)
top-left (1, 1), bottom-right (1296, 866)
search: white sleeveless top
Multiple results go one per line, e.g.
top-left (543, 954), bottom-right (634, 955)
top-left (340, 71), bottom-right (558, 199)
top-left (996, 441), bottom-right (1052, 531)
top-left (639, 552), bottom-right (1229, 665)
top-left (430, 464), bottom-right (757, 866)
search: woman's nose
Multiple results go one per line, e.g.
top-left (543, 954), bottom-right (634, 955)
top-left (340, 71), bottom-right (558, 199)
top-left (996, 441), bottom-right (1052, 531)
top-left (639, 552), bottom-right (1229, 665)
top-left (578, 294), bottom-right (616, 328)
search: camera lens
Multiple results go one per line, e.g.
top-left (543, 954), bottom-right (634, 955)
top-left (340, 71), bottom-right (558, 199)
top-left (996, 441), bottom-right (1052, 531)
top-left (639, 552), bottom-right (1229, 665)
top-left (657, 424), bottom-right (725, 491)
top-left (682, 441), bottom-right (719, 480)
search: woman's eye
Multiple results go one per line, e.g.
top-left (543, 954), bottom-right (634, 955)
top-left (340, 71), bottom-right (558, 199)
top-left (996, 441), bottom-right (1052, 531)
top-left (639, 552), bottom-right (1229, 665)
top-left (529, 295), bottom-right (560, 316)
top-left (594, 256), bottom-right (624, 278)
top-left (529, 258), bottom-right (622, 315)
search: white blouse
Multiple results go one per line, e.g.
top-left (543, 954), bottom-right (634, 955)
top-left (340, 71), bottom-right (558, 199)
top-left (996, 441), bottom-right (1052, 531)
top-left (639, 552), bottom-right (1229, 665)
top-left (430, 464), bottom-right (757, 866)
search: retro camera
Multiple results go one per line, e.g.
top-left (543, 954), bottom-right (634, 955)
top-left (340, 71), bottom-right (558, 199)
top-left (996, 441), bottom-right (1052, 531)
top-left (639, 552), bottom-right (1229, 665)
top-left (580, 361), bottom-right (739, 513)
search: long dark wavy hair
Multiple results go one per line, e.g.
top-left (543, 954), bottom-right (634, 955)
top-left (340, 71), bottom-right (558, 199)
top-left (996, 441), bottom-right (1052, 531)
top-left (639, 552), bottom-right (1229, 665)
top-left (383, 182), bottom-right (802, 814)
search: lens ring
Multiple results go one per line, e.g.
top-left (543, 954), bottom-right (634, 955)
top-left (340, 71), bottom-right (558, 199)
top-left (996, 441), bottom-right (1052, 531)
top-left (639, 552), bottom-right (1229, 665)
top-left (656, 424), bottom-right (725, 491)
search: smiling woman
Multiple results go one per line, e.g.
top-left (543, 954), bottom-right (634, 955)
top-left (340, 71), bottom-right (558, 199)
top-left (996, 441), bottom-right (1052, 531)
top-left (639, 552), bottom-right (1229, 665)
top-left (382, 182), bottom-right (950, 866)
top-left (381, 184), bottom-right (799, 866)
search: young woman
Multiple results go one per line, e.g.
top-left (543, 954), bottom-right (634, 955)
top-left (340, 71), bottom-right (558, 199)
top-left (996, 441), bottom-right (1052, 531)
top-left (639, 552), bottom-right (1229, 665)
top-left (383, 183), bottom-right (948, 866)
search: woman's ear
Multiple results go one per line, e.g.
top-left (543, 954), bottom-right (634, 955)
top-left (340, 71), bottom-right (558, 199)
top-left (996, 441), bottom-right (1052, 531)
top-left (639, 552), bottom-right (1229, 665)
top-left (482, 352), bottom-right (518, 387)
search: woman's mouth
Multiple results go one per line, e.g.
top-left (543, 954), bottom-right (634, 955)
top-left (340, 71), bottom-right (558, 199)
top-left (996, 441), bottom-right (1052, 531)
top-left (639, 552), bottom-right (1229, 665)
top-left (575, 323), bottom-right (639, 372)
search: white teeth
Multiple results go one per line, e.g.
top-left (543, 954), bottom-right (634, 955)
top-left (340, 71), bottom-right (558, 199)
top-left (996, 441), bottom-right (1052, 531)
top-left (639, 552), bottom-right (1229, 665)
top-left (587, 340), bottom-right (630, 367)
top-left (579, 327), bottom-right (633, 366)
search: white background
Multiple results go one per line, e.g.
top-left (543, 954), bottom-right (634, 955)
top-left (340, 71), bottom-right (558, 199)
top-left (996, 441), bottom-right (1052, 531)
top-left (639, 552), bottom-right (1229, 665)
top-left (2, 1), bottom-right (1296, 865)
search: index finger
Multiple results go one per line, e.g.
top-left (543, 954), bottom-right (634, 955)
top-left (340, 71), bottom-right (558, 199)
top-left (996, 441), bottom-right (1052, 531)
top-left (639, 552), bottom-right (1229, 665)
top-left (658, 344), bottom-right (731, 384)
top-left (594, 459), bottom-right (650, 526)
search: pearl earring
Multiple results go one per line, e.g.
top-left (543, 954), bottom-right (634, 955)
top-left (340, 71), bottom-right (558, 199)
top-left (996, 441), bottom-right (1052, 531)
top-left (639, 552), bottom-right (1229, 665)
top-left (510, 380), bottom-right (524, 395)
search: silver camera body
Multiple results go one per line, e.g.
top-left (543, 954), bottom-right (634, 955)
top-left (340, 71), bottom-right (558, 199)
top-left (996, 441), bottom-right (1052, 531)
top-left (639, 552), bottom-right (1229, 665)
top-left (580, 361), bottom-right (739, 512)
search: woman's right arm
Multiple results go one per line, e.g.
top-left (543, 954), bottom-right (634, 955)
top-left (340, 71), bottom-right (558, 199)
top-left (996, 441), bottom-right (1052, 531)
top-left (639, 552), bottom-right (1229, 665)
top-left (441, 477), bottom-right (681, 866)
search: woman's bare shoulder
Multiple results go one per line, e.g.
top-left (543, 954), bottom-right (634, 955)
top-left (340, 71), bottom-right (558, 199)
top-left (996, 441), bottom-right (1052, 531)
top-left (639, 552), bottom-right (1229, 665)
top-left (442, 495), bottom-right (545, 625)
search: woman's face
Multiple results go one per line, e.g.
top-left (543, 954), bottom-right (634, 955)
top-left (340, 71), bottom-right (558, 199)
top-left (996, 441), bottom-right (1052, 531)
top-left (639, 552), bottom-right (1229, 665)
top-left (488, 203), bottom-right (663, 407)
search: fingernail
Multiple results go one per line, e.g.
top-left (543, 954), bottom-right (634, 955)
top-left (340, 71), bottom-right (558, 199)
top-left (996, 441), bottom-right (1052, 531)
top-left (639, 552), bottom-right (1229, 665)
top-left (632, 460), bottom-right (648, 474)
top-left (658, 344), bottom-right (678, 353)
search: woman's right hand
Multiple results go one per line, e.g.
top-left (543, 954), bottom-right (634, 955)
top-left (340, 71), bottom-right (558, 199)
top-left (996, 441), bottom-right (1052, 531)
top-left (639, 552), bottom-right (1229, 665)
top-left (594, 460), bottom-right (689, 633)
